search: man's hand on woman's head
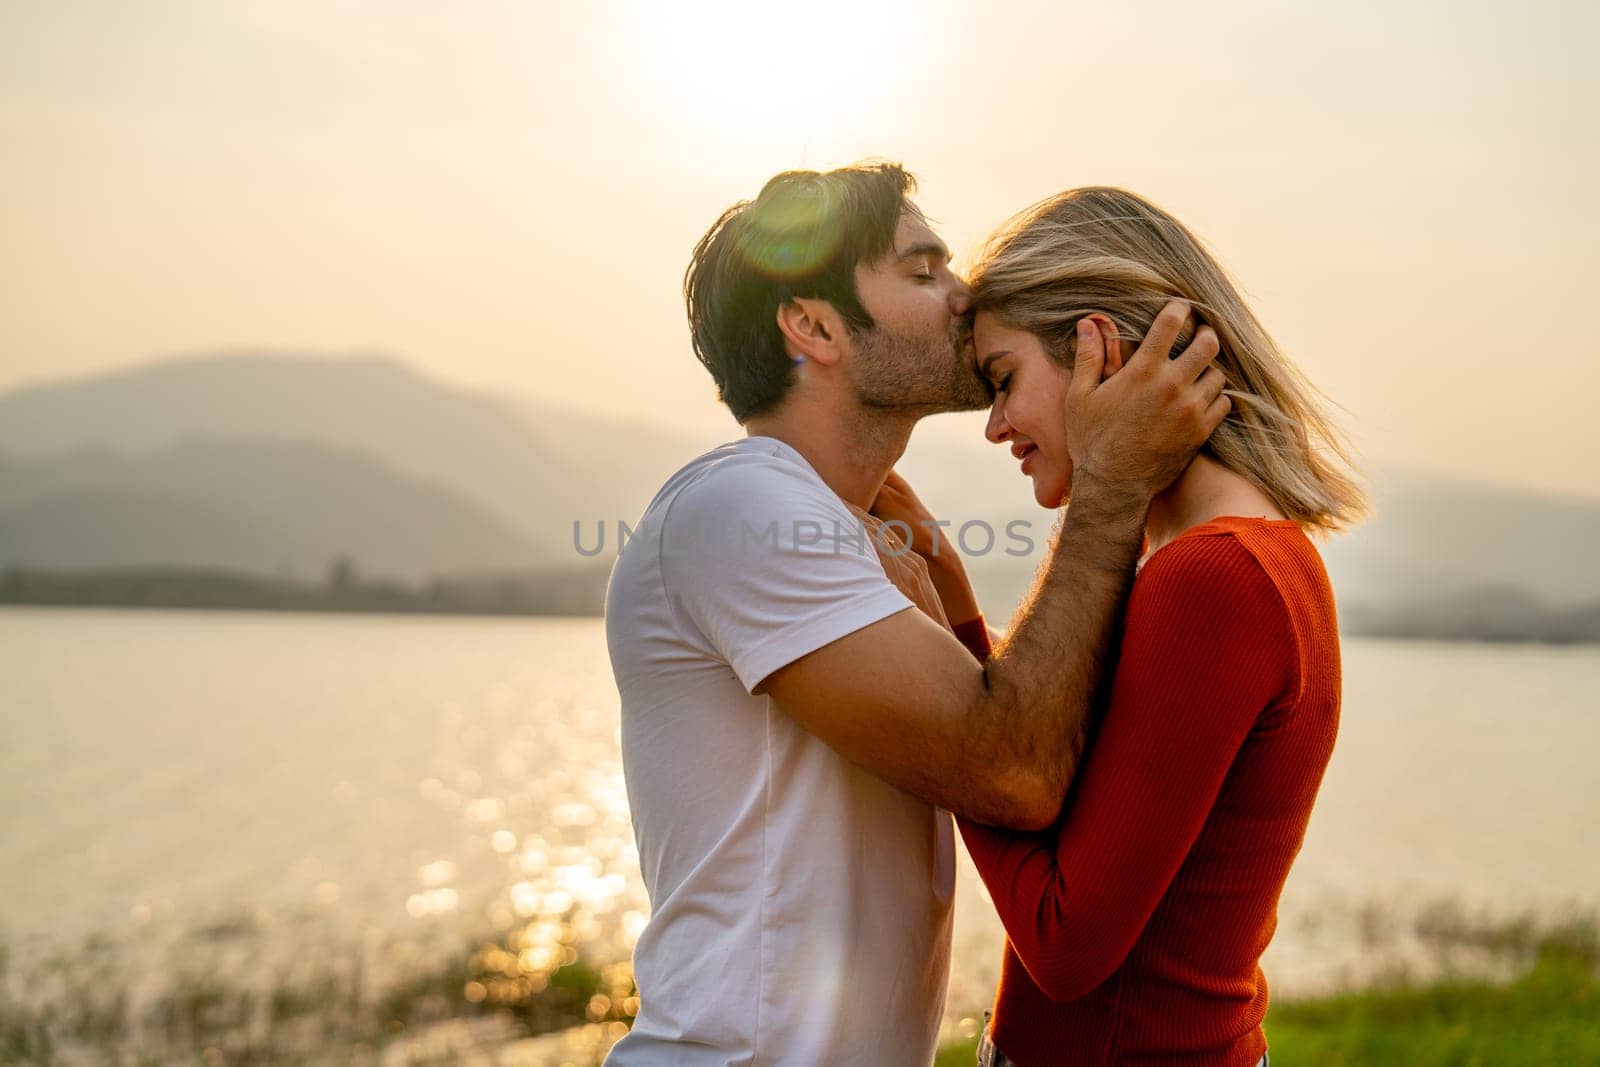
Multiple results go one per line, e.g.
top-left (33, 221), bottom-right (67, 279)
top-left (1063, 299), bottom-right (1230, 503)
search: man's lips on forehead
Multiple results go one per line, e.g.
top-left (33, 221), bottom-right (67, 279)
top-left (956, 326), bottom-right (978, 369)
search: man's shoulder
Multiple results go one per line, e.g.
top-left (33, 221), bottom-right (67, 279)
top-left (613, 437), bottom-right (852, 584)
top-left (656, 437), bottom-right (839, 525)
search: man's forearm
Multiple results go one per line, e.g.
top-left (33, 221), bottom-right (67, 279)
top-left (968, 473), bottom-right (1148, 827)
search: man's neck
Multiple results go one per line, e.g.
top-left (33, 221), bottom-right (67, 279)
top-left (745, 404), bottom-right (918, 511)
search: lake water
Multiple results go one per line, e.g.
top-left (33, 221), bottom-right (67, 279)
top-left (2, 607), bottom-right (1596, 1058)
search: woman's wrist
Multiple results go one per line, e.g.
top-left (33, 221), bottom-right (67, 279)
top-left (924, 550), bottom-right (983, 627)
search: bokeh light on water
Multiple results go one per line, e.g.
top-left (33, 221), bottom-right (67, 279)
top-left (0, 609), bottom-right (653, 1063)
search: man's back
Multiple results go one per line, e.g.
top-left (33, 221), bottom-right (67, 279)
top-left (604, 436), bottom-right (954, 1065)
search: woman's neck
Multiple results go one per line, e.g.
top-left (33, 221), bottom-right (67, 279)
top-left (1145, 453), bottom-right (1287, 557)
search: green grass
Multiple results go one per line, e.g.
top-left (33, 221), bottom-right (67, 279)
top-left (1263, 946), bottom-right (1600, 1065)
top-left (934, 946), bottom-right (1600, 1067)
top-left (935, 1037), bottom-right (982, 1066)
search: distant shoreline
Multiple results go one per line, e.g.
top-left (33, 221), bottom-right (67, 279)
top-left (0, 599), bottom-right (598, 620)
top-left (4, 564), bottom-right (1599, 645)
top-left (0, 563), bottom-right (610, 620)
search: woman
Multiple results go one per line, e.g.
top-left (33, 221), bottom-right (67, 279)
top-left (889, 187), bottom-right (1365, 1065)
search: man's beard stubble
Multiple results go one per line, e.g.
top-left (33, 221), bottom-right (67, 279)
top-left (849, 317), bottom-right (991, 414)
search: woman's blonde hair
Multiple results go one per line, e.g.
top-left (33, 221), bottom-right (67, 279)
top-left (969, 186), bottom-right (1367, 533)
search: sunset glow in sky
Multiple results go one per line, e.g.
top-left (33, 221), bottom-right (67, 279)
top-left (3, 0), bottom-right (1596, 497)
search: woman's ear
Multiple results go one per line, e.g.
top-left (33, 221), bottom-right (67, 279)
top-left (1084, 314), bottom-right (1123, 378)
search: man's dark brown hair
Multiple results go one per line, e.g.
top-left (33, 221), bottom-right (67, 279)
top-left (684, 162), bottom-right (915, 422)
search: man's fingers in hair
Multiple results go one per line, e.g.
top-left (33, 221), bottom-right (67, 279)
top-left (1132, 299), bottom-right (1191, 366)
top-left (1196, 365), bottom-right (1228, 404)
top-left (1202, 393), bottom-right (1233, 435)
top-left (1174, 324), bottom-right (1222, 380)
top-left (1068, 318), bottom-right (1104, 399)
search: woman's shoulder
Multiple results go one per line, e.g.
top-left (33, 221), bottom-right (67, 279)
top-left (1141, 514), bottom-right (1287, 570)
top-left (1143, 515), bottom-right (1322, 578)
top-left (1134, 517), bottom-right (1336, 654)
top-left (1138, 517), bottom-right (1329, 611)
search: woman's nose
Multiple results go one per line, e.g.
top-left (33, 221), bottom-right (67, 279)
top-left (984, 400), bottom-right (1010, 444)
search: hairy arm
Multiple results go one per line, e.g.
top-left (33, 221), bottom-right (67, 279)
top-left (760, 475), bottom-right (1143, 829)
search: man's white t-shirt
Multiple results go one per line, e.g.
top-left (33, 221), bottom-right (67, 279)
top-left (603, 436), bottom-right (956, 1065)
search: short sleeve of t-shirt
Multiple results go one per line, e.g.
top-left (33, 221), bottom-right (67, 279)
top-left (658, 447), bottom-right (914, 693)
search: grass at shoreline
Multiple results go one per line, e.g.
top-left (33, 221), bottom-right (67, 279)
top-left (1262, 944), bottom-right (1600, 1065)
top-left (5, 907), bottom-right (1596, 1065)
top-left (0, 916), bottom-right (631, 1066)
top-left (934, 941), bottom-right (1600, 1067)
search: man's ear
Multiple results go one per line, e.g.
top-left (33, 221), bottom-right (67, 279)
top-left (776, 298), bottom-right (846, 367)
top-left (1084, 314), bottom-right (1124, 378)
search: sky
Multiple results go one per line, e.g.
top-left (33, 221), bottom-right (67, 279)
top-left (2, 0), bottom-right (1597, 498)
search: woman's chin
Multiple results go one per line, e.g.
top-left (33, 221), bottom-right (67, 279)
top-left (1031, 474), bottom-right (1069, 510)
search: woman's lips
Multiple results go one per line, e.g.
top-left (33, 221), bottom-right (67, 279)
top-left (1016, 443), bottom-right (1038, 474)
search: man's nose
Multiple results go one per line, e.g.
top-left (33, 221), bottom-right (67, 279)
top-left (984, 401), bottom-right (1010, 444)
top-left (949, 279), bottom-right (973, 317)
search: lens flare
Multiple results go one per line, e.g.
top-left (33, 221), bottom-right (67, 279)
top-left (740, 192), bottom-right (845, 280)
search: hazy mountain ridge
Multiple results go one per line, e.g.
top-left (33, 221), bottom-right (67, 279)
top-left (0, 351), bottom-right (1595, 638)
top-left (0, 351), bottom-right (719, 561)
top-left (0, 435), bottom-right (540, 580)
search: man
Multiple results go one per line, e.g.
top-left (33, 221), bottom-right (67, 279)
top-left (603, 163), bottom-right (1229, 1064)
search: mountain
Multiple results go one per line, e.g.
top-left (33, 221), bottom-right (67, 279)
top-left (0, 351), bottom-right (722, 563)
top-left (0, 436), bottom-right (538, 580)
top-left (1318, 470), bottom-right (1600, 609)
top-left (0, 350), bottom-right (1594, 637)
